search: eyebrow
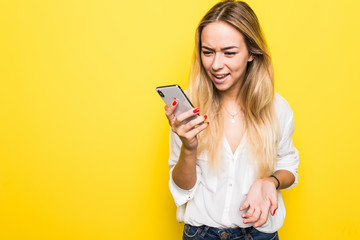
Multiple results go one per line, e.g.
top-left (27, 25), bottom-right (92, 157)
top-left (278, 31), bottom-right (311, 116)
top-left (201, 46), bottom-right (239, 51)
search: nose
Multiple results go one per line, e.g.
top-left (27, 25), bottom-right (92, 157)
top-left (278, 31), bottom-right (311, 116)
top-left (211, 53), bottom-right (224, 71)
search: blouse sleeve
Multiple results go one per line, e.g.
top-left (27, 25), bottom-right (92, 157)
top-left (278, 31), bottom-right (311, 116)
top-left (168, 129), bottom-right (202, 207)
top-left (274, 94), bottom-right (300, 190)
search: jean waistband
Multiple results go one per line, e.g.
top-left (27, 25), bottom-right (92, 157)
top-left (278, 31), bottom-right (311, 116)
top-left (186, 224), bottom-right (256, 238)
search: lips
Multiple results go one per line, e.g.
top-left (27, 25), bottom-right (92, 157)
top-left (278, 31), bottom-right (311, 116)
top-left (212, 73), bottom-right (230, 83)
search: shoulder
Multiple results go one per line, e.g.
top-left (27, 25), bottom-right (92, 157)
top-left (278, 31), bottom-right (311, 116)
top-left (274, 93), bottom-right (294, 127)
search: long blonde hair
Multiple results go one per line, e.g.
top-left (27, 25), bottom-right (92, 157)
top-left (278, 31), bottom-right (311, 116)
top-left (188, 0), bottom-right (280, 178)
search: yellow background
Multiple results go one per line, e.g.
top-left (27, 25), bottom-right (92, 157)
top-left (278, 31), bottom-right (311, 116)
top-left (1, 0), bottom-right (359, 239)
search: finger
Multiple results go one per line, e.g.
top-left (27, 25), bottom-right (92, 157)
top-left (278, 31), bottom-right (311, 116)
top-left (270, 206), bottom-right (278, 216)
top-left (270, 193), bottom-right (278, 216)
top-left (239, 200), bottom-right (250, 211)
top-left (170, 115), bottom-right (177, 127)
top-left (176, 108), bottom-right (200, 123)
top-left (242, 206), bottom-right (255, 218)
top-left (254, 208), bottom-right (269, 228)
top-left (181, 120), bottom-right (209, 140)
top-left (244, 208), bottom-right (261, 224)
top-left (165, 99), bottom-right (178, 119)
top-left (182, 115), bottom-right (208, 132)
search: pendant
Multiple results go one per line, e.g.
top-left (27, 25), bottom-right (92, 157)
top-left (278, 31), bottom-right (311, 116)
top-left (231, 117), bottom-right (235, 123)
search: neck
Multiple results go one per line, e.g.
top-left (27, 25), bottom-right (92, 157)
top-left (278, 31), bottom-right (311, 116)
top-left (218, 87), bottom-right (242, 112)
top-left (219, 91), bottom-right (238, 104)
top-left (220, 95), bottom-right (242, 115)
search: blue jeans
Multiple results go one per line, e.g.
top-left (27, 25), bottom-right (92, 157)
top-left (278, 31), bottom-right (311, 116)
top-left (183, 224), bottom-right (279, 240)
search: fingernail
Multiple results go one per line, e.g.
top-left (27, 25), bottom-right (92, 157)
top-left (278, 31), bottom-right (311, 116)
top-left (204, 115), bottom-right (207, 119)
top-left (273, 209), bottom-right (276, 215)
top-left (207, 122), bottom-right (210, 125)
top-left (193, 108), bottom-right (199, 113)
top-left (172, 100), bottom-right (177, 106)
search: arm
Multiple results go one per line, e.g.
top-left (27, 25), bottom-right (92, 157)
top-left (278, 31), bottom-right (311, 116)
top-left (240, 102), bottom-right (299, 228)
top-left (266, 169), bottom-right (295, 190)
top-left (165, 100), bottom-right (209, 190)
top-left (172, 146), bottom-right (198, 190)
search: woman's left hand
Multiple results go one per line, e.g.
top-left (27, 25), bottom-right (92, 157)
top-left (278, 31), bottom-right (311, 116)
top-left (239, 178), bottom-right (278, 228)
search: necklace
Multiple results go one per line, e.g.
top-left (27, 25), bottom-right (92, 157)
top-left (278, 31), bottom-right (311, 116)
top-left (223, 107), bottom-right (242, 123)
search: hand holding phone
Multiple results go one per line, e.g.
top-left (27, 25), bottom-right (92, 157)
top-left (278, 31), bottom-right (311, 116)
top-left (156, 84), bottom-right (209, 150)
top-left (156, 85), bottom-right (198, 124)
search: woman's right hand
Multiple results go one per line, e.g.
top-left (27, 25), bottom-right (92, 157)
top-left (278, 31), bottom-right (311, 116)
top-left (165, 99), bottom-right (209, 151)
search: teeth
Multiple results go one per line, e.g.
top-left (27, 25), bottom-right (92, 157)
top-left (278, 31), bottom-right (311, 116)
top-left (215, 74), bottom-right (228, 78)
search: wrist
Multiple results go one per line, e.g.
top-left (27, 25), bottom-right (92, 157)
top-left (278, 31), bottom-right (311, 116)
top-left (269, 175), bottom-right (280, 189)
top-left (181, 145), bottom-right (197, 155)
top-left (180, 146), bottom-right (197, 164)
top-left (261, 176), bottom-right (279, 189)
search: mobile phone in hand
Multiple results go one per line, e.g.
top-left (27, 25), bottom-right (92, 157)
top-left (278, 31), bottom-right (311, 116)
top-left (156, 84), bottom-right (198, 124)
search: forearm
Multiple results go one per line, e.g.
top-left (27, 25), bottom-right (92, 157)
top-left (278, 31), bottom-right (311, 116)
top-left (172, 146), bottom-right (197, 190)
top-left (264, 169), bottom-right (295, 190)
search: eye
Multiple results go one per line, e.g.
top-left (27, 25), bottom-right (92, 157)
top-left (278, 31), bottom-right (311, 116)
top-left (224, 52), bottom-right (237, 57)
top-left (202, 51), bottom-right (213, 56)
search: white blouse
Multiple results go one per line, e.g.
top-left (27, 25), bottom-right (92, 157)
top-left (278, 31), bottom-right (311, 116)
top-left (168, 93), bottom-right (299, 233)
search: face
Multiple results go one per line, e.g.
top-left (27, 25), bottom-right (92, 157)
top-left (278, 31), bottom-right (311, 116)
top-left (200, 21), bottom-right (253, 94)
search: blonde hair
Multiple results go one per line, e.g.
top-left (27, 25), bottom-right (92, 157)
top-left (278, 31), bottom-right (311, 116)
top-left (188, 0), bottom-right (280, 178)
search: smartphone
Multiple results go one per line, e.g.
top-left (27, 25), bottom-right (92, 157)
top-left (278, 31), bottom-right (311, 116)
top-left (156, 84), bottom-right (198, 124)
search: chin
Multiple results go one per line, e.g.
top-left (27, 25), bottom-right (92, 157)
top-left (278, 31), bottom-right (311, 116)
top-left (212, 82), bottom-right (232, 92)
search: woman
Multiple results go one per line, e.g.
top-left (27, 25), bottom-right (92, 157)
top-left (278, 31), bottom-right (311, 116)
top-left (164, 1), bottom-right (299, 239)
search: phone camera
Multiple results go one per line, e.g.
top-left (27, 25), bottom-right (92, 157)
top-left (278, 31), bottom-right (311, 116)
top-left (157, 90), bottom-right (165, 97)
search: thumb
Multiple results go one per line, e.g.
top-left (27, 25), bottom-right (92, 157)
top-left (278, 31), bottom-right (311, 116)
top-left (269, 197), bottom-right (278, 216)
top-left (239, 200), bottom-right (250, 211)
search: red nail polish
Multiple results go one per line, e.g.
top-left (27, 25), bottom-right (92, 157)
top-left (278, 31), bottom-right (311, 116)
top-left (273, 209), bottom-right (276, 215)
top-left (193, 108), bottom-right (199, 113)
top-left (172, 100), bottom-right (177, 106)
top-left (204, 115), bottom-right (207, 119)
top-left (207, 122), bottom-right (210, 125)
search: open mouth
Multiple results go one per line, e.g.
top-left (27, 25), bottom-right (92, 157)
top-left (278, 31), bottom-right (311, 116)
top-left (212, 73), bottom-right (230, 83)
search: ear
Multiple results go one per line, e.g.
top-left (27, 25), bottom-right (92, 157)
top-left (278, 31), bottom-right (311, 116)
top-left (248, 54), bottom-right (254, 62)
